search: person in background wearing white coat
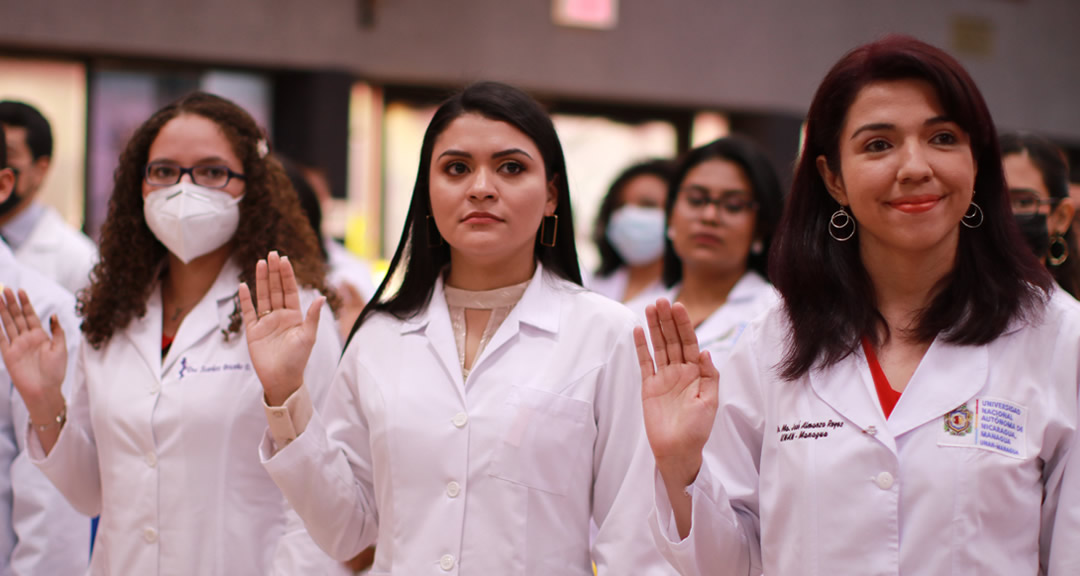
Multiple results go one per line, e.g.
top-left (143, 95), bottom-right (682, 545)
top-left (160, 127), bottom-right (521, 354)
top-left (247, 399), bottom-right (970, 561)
top-left (638, 35), bottom-right (1080, 575)
top-left (0, 92), bottom-right (343, 575)
top-left (627, 136), bottom-right (782, 361)
top-left (0, 124), bottom-right (90, 575)
top-left (589, 159), bottom-right (674, 303)
top-left (243, 81), bottom-right (674, 575)
top-left (0, 101), bottom-right (97, 295)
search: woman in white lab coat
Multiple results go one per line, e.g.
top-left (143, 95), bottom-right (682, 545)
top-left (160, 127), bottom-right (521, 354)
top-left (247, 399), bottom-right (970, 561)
top-left (242, 81), bottom-right (673, 575)
top-left (627, 136), bottom-right (782, 361)
top-left (638, 35), bottom-right (1080, 575)
top-left (0, 92), bottom-right (342, 575)
top-left (589, 159), bottom-right (674, 303)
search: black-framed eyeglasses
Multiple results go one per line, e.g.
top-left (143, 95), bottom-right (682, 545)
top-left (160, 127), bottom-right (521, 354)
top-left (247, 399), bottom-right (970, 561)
top-left (680, 189), bottom-right (758, 215)
top-left (144, 162), bottom-right (246, 189)
top-left (1009, 188), bottom-right (1059, 216)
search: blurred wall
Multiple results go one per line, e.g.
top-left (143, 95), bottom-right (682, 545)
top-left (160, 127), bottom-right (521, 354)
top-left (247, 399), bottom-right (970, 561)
top-left (1, 0), bottom-right (1077, 140)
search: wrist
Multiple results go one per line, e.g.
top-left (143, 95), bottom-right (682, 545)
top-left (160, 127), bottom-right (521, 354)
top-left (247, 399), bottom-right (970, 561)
top-left (28, 392), bottom-right (67, 431)
top-left (656, 454), bottom-right (703, 490)
top-left (264, 380), bottom-right (301, 407)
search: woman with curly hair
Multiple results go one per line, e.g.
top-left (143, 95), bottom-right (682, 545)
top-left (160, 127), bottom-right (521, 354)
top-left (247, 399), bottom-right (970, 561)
top-left (0, 92), bottom-right (342, 575)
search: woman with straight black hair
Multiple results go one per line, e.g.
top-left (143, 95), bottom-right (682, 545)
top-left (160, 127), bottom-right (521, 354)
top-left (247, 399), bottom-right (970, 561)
top-left (589, 159), bottom-right (673, 302)
top-left (1001, 132), bottom-right (1080, 299)
top-left (240, 81), bottom-right (674, 575)
top-left (637, 36), bottom-right (1080, 575)
top-left (628, 136), bottom-right (782, 361)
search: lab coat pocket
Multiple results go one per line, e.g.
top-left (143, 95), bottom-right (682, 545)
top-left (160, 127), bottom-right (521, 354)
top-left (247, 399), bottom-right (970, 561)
top-left (490, 385), bottom-right (593, 496)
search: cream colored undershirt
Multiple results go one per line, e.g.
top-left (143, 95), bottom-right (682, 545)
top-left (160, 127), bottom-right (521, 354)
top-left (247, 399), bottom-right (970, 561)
top-left (444, 279), bottom-right (530, 381)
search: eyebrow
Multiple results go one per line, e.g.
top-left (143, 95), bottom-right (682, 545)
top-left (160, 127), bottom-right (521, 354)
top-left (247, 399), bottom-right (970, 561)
top-left (436, 148), bottom-right (534, 160)
top-left (849, 115), bottom-right (954, 141)
top-left (681, 185), bottom-right (751, 198)
top-left (148, 156), bottom-right (232, 165)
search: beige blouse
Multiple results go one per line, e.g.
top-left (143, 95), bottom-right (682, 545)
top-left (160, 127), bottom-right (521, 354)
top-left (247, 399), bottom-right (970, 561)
top-left (443, 279), bottom-right (530, 381)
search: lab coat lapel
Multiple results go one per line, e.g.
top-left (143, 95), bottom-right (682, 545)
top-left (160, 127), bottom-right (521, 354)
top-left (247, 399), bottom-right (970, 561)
top-left (885, 339), bottom-right (988, 439)
top-left (408, 276), bottom-right (467, 400)
top-left (125, 282), bottom-right (166, 383)
top-left (471, 264), bottom-right (560, 377)
top-left (161, 259), bottom-right (242, 376)
top-left (808, 351), bottom-right (896, 454)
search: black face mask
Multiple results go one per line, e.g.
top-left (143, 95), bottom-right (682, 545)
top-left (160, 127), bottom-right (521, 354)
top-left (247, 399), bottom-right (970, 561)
top-left (1014, 213), bottom-right (1050, 260)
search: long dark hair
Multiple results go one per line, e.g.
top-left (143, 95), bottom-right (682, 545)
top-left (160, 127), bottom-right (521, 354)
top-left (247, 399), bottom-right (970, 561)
top-left (347, 82), bottom-right (581, 343)
top-left (592, 159), bottom-right (675, 277)
top-left (771, 35), bottom-right (1051, 380)
top-left (662, 136), bottom-right (784, 287)
top-left (999, 132), bottom-right (1080, 298)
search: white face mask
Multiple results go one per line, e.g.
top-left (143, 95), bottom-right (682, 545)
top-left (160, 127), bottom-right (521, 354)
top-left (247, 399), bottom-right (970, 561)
top-left (605, 205), bottom-right (667, 266)
top-left (143, 182), bottom-right (243, 264)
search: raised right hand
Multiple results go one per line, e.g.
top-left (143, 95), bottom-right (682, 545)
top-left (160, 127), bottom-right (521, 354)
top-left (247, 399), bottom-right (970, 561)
top-left (634, 298), bottom-right (719, 489)
top-left (0, 287), bottom-right (68, 419)
top-left (238, 251), bottom-right (324, 406)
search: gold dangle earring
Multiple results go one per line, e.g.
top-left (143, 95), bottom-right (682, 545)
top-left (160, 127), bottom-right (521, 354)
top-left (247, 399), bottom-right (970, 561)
top-left (540, 214), bottom-right (558, 248)
top-left (426, 215), bottom-right (444, 247)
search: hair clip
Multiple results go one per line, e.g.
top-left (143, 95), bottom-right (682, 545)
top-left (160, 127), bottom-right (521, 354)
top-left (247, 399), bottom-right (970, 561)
top-left (256, 138), bottom-right (270, 159)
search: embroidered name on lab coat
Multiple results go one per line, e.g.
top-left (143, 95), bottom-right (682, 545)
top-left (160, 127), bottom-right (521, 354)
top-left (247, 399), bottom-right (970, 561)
top-left (177, 357), bottom-right (253, 380)
top-left (937, 397), bottom-right (1027, 459)
top-left (777, 419), bottom-right (845, 442)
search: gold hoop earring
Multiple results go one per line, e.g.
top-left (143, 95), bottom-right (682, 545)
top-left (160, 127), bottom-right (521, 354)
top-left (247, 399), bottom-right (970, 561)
top-left (1048, 233), bottom-right (1069, 266)
top-left (426, 215), bottom-right (443, 247)
top-left (961, 201), bottom-right (984, 229)
top-left (540, 214), bottom-right (558, 248)
top-left (828, 208), bottom-right (856, 242)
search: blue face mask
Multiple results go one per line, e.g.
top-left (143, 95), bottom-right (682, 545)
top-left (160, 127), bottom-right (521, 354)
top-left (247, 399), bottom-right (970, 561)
top-left (605, 205), bottom-right (666, 266)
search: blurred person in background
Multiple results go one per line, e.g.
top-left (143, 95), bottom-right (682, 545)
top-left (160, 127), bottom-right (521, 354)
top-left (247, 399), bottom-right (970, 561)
top-left (0, 123), bottom-right (90, 576)
top-left (0, 92), bottom-right (342, 575)
top-left (281, 156), bottom-right (376, 343)
top-left (0, 101), bottom-right (97, 295)
top-left (1001, 132), bottom-right (1080, 298)
top-left (627, 136), bottom-right (782, 361)
top-left (589, 159), bottom-right (673, 303)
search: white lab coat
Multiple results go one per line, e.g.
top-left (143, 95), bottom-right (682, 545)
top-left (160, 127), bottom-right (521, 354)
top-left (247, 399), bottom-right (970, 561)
top-left (0, 241), bottom-right (90, 575)
top-left (28, 257), bottom-right (343, 575)
top-left (651, 290), bottom-right (1080, 576)
top-left (11, 205), bottom-right (97, 296)
top-left (626, 271), bottom-right (778, 362)
top-left (325, 240), bottom-right (376, 304)
top-left (588, 266), bottom-right (665, 303)
top-left (261, 264), bottom-right (675, 575)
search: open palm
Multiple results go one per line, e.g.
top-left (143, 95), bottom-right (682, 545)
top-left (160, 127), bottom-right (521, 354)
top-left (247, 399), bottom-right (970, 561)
top-left (0, 287), bottom-right (67, 403)
top-left (238, 251), bottom-right (324, 406)
top-left (635, 298), bottom-right (719, 486)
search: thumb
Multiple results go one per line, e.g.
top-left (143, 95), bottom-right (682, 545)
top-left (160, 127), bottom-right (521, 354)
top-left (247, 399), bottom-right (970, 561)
top-left (304, 296), bottom-right (325, 338)
top-left (49, 315), bottom-right (67, 352)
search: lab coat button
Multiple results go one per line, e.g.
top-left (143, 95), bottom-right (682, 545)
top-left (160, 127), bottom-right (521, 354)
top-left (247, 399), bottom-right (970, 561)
top-left (452, 412), bottom-right (468, 428)
top-left (875, 471), bottom-right (894, 490)
top-left (143, 528), bottom-right (158, 543)
top-left (446, 481), bottom-right (461, 498)
top-left (145, 452), bottom-right (157, 468)
top-left (440, 554), bottom-right (455, 570)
